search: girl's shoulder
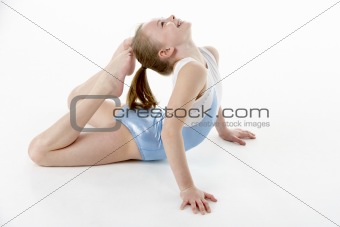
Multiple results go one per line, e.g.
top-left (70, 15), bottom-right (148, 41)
top-left (201, 46), bottom-right (219, 65)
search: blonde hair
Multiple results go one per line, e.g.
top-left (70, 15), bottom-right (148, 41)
top-left (127, 24), bottom-right (174, 109)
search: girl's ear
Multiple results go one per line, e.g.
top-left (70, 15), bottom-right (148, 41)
top-left (158, 47), bottom-right (175, 60)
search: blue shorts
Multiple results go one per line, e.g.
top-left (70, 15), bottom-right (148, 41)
top-left (115, 91), bottom-right (218, 161)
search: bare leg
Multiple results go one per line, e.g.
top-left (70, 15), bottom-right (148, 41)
top-left (28, 47), bottom-right (142, 167)
top-left (67, 38), bottom-right (135, 128)
top-left (67, 38), bottom-right (135, 101)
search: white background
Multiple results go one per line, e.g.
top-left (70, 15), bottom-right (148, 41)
top-left (0, 0), bottom-right (340, 226)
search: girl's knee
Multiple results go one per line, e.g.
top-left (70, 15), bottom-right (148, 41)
top-left (67, 87), bottom-right (79, 109)
top-left (28, 137), bottom-right (49, 166)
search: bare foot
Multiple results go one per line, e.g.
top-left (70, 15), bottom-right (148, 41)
top-left (99, 48), bottom-right (133, 96)
top-left (109, 37), bottom-right (135, 76)
top-left (123, 38), bottom-right (136, 76)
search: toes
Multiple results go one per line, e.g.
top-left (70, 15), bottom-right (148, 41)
top-left (122, 47), bottom-right (133, 56)
top-left (123, 38), bottom-right (133, 49)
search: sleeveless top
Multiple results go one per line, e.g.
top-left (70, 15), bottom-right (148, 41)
top-left (171, 47), bottom-right (223, 126)
top-left (114, 47), bottom-right (223, 158)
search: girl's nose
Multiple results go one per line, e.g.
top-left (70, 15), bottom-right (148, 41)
top-left (168, 15), bottom-right (175, 22)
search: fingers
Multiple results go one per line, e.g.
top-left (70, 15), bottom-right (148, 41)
top-left (196, 201), bottom-right (206, 215)
top-left (180, 200), bottom-right (187, 210)
top-left (233, 136), bottom-right (246, 146)
top-left (249, 131), bottom-right (256, 139)
top-left (235, 129), bottom-right (256, 140)
top-left (202, 199), bottom-right (211, 213)
top-left (180, 199), bottom-right (198, 214)
top-left (190, 200), bottom-right (198, 214)
top-left (204, 192), bottom-right (218, 202)
top-left (242, 130), bottom-right (256, 139)
top-left (180, 199), bottom-right (212, 215)
top-left (180, 190), bottom-right (217, 215)
top-left (123, 37), bottom-right (133, 49)
top-left (123, 47), bottom-right (133, 54)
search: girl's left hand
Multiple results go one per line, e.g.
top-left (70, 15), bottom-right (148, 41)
top-left (219, 128), bottom-right (256, 145)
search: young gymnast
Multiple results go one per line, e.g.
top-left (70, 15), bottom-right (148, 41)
top-left (28, 15), bottom-right (256, 215)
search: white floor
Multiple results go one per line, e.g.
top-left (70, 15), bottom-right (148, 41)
top-left (1, 0), bottom-right (340, 226)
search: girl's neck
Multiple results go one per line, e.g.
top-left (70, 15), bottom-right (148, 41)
top-left (173, 41), bottom-right (206, 67)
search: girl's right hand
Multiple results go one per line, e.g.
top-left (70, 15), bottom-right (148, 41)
top-left (179, 185), bottom-right (218, 215)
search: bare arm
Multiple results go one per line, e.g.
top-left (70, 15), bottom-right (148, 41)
top-left (204, 46), bottom-right (256, 144)
top-left (215, 106), bottom-right (228, 135)
top-left (161, 61), bottom-right (205, 191)
top-left (161, 61), bottom-right (217, 214)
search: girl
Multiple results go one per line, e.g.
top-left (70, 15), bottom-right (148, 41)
top-left (28, 15), bottom-right (256, 215)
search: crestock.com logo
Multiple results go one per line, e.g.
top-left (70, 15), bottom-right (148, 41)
top-left (218, 107), bottom-right (270, 129)
top-left (70, 95), bottom-right (270, 132)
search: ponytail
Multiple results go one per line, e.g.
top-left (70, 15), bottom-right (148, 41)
top-left (129, 24), bottom-right (174, 109)
top-left (126, 66), bottom-right (158, 109)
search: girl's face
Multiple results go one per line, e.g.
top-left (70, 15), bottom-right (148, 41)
top-left (142, 15), bottom-right (191, 49)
